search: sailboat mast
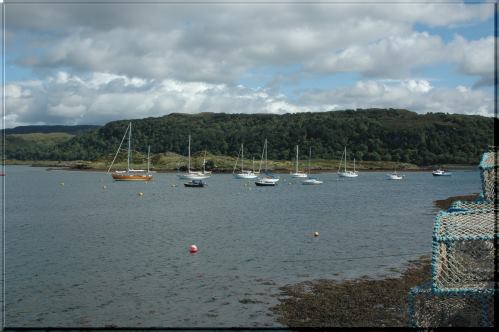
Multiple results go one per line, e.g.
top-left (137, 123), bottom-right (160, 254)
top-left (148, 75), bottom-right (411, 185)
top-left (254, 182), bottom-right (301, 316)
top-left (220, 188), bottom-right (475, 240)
top-left (296, 145), bottom-right (299, 173)
top-left (127, 122), bottom-right (132, 171)
top-left (147, 145), bottom-right (150, 173)
top-left (308, 147), bottom-right (311, 175)
top-left (241, 143), bottom-right (244, 172)
top-left (344, 146), bottom-right (347, 172)
top-left (107, 122), bottom-right (129, 174)
top-left (188, 135), bottom-right (191, 172)
top-left (265, 139), bottom-right (268, 172)
top-left (203, 150), bottom-right (207, 173)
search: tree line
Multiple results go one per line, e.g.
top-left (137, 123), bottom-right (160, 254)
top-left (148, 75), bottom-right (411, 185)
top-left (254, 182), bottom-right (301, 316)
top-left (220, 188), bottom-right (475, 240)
top-left (4, 109), bottom-right (495, 166)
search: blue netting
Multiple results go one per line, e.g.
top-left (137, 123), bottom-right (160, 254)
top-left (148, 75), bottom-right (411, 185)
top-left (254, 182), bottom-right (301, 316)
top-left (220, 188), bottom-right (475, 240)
top-left (478, 151), bottom-right (496, 202)
top-left (408, 282), bottom-right (494, 327)
top-left (407, 151), bottom-right (496, 327)
top-left (431, 208), bottom-right (495, 294)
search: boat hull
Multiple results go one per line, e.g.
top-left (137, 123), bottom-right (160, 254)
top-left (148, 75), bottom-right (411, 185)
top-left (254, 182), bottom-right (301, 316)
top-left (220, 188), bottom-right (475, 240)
top-left (387, 174), bottom-right (403, 180)
top-left (255, 181), bottom-right (277, 186)
top-left (302, 179), bottom-right (323, 185)
top-left (112, 173), bottom-right (153, 181)
top-left (290, 172), bottom-right (308, 178)
top-left (234, 173), bottom-right (258, 179)
top-left (338, 171), bottom-right (358, 178)
top-left (184, 182), bottom-right (205, 187)
top-left (261, 177), bottom-right (279, 183)
top-left (432, 171), bottom-right (452, 176)
top-left (178, 173), bottom-right (211, 180)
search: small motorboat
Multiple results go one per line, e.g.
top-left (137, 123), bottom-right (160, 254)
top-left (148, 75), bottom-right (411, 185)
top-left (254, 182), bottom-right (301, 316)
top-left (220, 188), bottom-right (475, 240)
top-left (432, 169), bottom-right (452, 176)
top-left (184, 180), bottom-right (206, 187)
top-left (386, 172), bottom-right (404, 180)
top-left (302, 177), bottom-right (323, 185)
top-left (255, 177), bottom-right (277, 186)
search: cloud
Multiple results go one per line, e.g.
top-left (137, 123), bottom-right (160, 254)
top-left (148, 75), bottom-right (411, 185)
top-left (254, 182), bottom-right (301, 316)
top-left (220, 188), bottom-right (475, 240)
top-left (8, 2), bottom-right (494, 85)
top-left (448, 35), bottom-right (494, 85)
top-left (3, 72), bottom-right (314, 127)
top-left (4, 73), bottom-right (493, 128)
top-left (3, 2), bottom-right (494, 128)
top-left (298, 79), bottom-right (493, 116)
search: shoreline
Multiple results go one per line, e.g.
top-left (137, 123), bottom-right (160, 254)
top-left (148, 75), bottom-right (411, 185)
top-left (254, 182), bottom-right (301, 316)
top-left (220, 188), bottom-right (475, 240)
top-left (271, 193), bottom-right (477, 327)
top-left (5, 162), bottom-right (477, 173)
top-left (272, 255), bottom-right (431, 327)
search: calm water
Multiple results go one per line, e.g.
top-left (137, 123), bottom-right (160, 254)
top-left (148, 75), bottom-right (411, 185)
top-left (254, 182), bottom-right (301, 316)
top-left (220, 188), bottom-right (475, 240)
top-left (4, 166), bottom-right (481, 327)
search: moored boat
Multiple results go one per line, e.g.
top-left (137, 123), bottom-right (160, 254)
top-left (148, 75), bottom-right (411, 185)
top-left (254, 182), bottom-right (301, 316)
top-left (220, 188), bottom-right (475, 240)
top-left (432, 169), bottom-right (452, 176)
top-left (302, 147), bottom-right (323, 185)
top-left (233, 143), bottom-right (258, 179)
top-left (302, 178), bottom-right (323, 185)
top-left (386, 172), bottom-right (404, 180)
top-left (107, 122), bottom-right (153, 181)
top-left (184, 179), bottom-right (206, 187)
top-left (255, 177), bottom-right (278, 186)
top-left (178, 136), bottom-right (211, 180)
top-left (290, 145), bottom-right (307, 178)
top-left (337, 146), bottom-right (358, 178)
top-left (255, 139), bottom-right (280, 186)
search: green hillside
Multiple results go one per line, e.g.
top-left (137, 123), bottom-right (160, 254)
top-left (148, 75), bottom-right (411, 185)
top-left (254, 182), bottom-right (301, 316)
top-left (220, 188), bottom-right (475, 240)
top-left (5, 132), bottom-right (75, 160)
top-left (3, 109), bottom-right (495, 166)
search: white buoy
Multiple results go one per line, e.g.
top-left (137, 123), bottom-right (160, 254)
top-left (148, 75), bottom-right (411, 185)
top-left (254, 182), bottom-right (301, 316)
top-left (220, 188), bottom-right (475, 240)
top-left (314, 231), bottom-right (320, 237)
top-left (60, 182), bottom-right (64, 186)
top-left (138, 192), bottom-right (144, 196)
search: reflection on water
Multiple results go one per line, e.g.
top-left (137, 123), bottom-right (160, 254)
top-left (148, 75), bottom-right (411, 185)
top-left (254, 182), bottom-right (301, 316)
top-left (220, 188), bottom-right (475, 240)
top-left (5, 166), bottom-right (480, 326)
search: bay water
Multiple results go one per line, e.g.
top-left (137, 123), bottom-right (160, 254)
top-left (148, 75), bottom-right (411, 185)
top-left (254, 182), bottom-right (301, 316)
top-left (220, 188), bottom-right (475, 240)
top-left (4, 166), bottom-right (481, 327)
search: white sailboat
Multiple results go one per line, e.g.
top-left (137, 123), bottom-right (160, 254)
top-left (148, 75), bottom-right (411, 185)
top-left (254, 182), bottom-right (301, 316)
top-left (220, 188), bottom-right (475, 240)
top-left (255, 139), bottom-right (279, 186)
top-left (233, 143), bottom-right (258, 179)
top-left (302, 147), bottom-right (323, 185)
top-left (337, 146), bottom-right (359, 178)
top-left (107, 122), bottom-right (153, 181)
top-left (178, 135), bottom-right (211, 180)
top-left (290, 145), bottom-right (308, 178)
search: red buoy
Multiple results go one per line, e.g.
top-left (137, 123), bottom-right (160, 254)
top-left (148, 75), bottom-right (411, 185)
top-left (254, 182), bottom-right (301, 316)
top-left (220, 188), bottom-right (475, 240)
top-left (189, 244), bottom-right (198, 253)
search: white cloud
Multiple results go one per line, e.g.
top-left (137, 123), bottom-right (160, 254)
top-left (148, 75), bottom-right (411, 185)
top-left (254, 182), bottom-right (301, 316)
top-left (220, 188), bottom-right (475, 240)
top-left (8, 2), bottom-right (494, 85)
top-left (3, 2), bottom-right (495, 128)
top-left (299, 79), bottom-right (493, 116)
top-left (3, 73), bottom-right (493, 129)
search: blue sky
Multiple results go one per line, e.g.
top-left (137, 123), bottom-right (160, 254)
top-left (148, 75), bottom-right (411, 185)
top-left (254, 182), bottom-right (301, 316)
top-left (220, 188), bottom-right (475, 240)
top-left (2, 1), bottom-right (496, 128)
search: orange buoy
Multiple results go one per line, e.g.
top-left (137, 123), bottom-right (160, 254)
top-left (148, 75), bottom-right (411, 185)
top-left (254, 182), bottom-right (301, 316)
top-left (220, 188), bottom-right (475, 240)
top-left (189, 244), bottom-right (198, 253)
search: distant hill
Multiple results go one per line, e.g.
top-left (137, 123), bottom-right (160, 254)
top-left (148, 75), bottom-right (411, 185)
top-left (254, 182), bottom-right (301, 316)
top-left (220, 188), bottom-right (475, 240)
top-left (2, 109), bottom-right (495, 165)
top-left (2, 125), bottom-right (100, 135)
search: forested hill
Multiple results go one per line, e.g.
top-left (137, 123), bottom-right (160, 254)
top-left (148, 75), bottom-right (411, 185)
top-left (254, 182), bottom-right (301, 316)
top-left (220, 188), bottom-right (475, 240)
top-left (5, 109), bottom-right (495, 165)
top-left (2, 124), bottom-right (100, 135)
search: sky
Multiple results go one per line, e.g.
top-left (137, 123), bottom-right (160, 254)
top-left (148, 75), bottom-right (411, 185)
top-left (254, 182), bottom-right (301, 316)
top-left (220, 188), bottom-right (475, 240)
top-left (2, 0), bottom-right (496, 128)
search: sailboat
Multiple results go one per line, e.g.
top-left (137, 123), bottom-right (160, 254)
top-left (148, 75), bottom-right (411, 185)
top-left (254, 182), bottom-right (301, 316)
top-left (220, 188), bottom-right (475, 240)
top-left (108, 122), bottom-right (153, 181)
top-left (290, 145), bottom-right (307, 178)
top-left (255, 139), bottom-right (280, 186)
top-left (178, 135), bottom-right (211, 180)
top-left (233, 143), bottom-right (258, 179)
top-left (337, 146), bottom-right (359, 178)
top-left (302, 147), bottom-right (323, 185)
